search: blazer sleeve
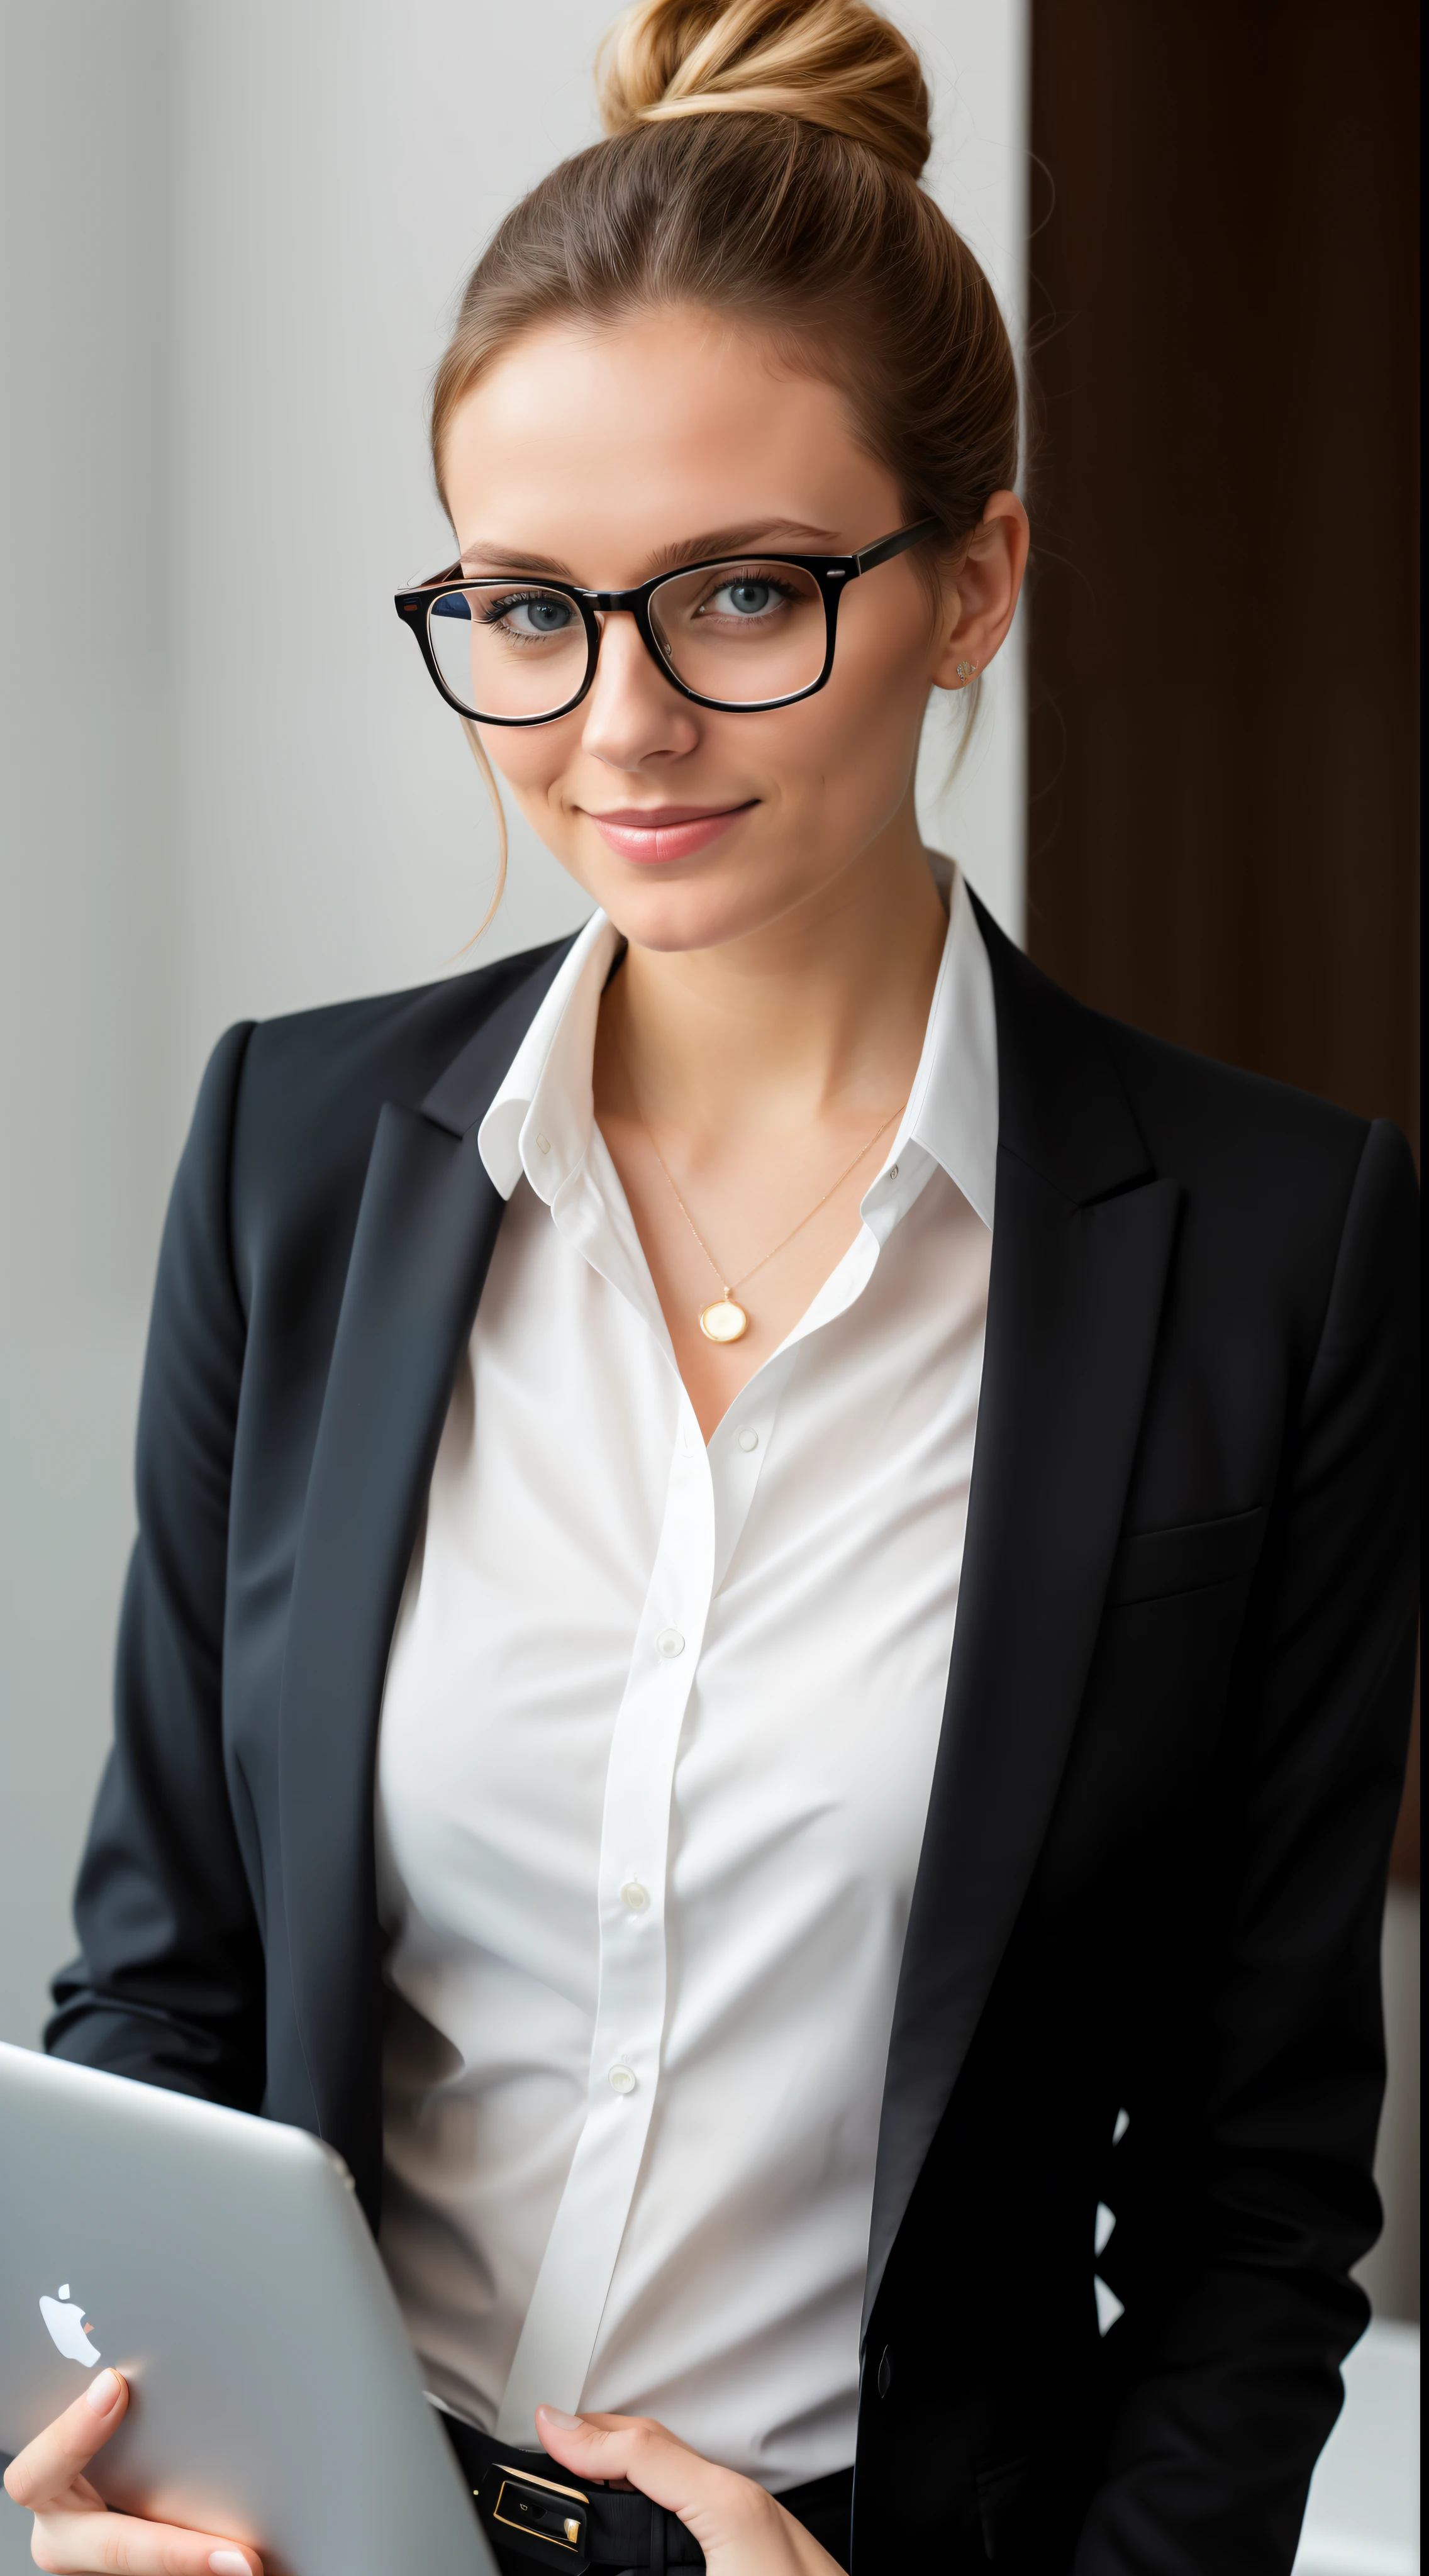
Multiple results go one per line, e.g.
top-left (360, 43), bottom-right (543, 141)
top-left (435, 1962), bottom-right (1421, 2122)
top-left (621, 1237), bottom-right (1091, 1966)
top-left (46, 1020), bottom-right (265, 2110)
top-left (1074, 1117), bottom-right (1421, 2575)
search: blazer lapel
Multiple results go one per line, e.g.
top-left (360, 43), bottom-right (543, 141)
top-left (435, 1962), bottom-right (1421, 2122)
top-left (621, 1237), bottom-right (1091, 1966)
top-left (864, 909), bottom-right (1181, 2327)
top-left (274, 941), bottom-right (572, 2219)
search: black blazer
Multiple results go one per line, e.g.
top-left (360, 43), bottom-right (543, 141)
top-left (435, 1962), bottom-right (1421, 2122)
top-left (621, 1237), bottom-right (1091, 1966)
top-left (49, 902), bottom-right (1418, 2574)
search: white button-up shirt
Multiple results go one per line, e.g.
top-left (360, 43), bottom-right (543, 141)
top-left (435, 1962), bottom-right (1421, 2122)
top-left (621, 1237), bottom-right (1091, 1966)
top-left (375, 862), bottom-right (998, 2490)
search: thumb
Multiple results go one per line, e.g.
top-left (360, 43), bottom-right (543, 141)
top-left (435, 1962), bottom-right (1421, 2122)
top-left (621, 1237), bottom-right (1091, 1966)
top-left (535, 2405), bottom-right (695, 2510)
top-left (4, 2369), bottom-right (129, 2509)
top-left (535, 2406), bottom-right (780, 2552)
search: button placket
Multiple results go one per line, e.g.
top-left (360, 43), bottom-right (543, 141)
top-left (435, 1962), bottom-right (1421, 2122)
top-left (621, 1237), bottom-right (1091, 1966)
top-left (495, 1418), bottom-right (716, 2441)
top-left (707, 1352), bottom-right (794, 1597)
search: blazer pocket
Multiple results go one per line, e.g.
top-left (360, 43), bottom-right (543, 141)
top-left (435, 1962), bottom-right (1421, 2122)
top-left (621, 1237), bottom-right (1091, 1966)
top-left (1106, 1506), bottom-right (1267, 1608)
top-left (975, 2454), bottom-right (1038, 2563)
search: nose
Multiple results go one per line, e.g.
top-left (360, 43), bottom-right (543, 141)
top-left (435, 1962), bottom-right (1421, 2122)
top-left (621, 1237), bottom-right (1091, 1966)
top-left (578, 610), bottom-right (701, 771)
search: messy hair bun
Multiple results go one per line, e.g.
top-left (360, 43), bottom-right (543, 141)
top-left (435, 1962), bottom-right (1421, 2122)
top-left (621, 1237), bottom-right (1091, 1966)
top-left (433, 0), bottom-right (1018, 690)
top-left (596, 0), bottom-right (931, 181)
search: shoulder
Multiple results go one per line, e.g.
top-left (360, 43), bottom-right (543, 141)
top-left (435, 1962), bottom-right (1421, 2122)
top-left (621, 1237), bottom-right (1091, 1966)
top-left (979, 901), bottom-right (1404, 1223)
top-left (1103, 1008), bottom-right (1421, 1330)
top-left (974, 906), bottom-right (1416, 1391)
top-left (1100, 1009), bottom-right (1368, 1189)
top-left (1097, 1007), bottom-right (1418, 1304)
top-left (196, 938), bottom-right (573, 1300)
top-left (230, 935), bottom-right (570, 1170)
top-left (235, 938), bottom-right (571, 1141)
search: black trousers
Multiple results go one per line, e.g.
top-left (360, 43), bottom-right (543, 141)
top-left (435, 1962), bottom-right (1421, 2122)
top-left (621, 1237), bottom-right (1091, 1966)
top-left (440, 2412), bottom-right (853, 2572)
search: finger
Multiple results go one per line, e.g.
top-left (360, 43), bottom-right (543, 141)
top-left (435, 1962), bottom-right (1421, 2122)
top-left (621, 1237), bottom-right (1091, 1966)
top-left (535, 2406), bottom-right (767, 2531)
top-left (535, 2409), bottom-right (840, 2575)
top-left (27, 2506), bottom-right (261, 2575)
top-left (3, 2371), bottom-right (130, 2509)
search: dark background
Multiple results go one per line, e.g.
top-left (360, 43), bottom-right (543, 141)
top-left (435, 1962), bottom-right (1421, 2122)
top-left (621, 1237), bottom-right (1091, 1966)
top-left (1026, 0), bottom-right (1420, 1880)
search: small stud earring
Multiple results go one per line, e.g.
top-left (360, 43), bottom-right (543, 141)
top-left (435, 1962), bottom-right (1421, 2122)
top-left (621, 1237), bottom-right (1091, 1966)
top-left (955, 659), bottom-right (979, 680)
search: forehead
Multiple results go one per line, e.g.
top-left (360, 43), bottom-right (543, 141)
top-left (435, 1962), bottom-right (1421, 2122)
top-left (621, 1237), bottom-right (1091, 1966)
top-left (439, 306), bottom-right (898, 577)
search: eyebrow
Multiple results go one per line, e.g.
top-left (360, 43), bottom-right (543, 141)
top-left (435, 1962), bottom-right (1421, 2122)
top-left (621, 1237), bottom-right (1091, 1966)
top-left (457, 519), bottom-right (842, 581)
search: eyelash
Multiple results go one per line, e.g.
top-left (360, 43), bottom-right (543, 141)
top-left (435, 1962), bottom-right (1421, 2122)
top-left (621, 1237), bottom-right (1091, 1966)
top-left (477, 589), bottom-right (569, 628)
top-left (692, 570), bottom-right (801, 613)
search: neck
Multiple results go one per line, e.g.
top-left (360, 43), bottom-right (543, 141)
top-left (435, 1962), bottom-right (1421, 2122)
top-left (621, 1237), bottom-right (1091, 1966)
top-left (598, 807), bottom-right (949, 1141)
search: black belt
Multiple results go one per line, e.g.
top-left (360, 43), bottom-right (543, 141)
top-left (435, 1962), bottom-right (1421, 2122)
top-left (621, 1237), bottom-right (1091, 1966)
top-left (438, 2412), bottom-right (853, 2573)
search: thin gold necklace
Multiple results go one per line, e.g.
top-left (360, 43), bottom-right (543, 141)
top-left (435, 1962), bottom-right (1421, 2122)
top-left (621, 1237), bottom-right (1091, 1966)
top-left (625, 1064), bottom-right (901, 1344)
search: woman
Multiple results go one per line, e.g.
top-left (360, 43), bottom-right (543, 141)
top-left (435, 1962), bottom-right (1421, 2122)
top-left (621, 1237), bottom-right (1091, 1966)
top-left (8, 3), bottom-right (1418, 2570)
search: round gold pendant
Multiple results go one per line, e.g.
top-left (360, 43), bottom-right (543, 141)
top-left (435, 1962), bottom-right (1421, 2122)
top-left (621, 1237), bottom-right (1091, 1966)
top-left (699, 1297), bottom-right (749, 1345)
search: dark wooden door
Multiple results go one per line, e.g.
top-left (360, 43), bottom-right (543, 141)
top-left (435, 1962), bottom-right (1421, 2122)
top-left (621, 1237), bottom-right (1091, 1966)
top-left (1027, 0), bottom-right (1420, 1876)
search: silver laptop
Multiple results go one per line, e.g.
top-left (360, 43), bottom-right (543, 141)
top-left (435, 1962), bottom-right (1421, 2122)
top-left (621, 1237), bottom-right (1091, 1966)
top-left (0, 2043), bottom-right (492, 2575)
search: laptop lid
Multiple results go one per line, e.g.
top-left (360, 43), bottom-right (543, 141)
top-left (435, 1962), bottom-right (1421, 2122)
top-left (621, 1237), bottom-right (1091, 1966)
top-left (0, 2043), bottom-right (492, 2575)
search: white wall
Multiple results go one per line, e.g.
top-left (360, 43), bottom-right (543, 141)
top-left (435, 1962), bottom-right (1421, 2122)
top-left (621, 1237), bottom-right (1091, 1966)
top-left (0, 0), bottom-right (1028, 2041)
top-left (0, 0), bottom-right (174, 2054)
top-left (1355, 1885), bottom-right (1421, 2324)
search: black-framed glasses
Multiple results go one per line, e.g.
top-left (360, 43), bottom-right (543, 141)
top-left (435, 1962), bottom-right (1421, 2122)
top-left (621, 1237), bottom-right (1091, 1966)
top-left (393, 519), bottom-right (939, 724)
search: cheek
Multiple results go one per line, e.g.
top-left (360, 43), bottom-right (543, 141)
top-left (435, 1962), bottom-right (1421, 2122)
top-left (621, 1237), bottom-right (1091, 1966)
top-left (480, 721), bottom-right (579, 816)
top-left (833, 587), bottom-right (937, 726)
top-left (776, 616), bottom-right (931, 805)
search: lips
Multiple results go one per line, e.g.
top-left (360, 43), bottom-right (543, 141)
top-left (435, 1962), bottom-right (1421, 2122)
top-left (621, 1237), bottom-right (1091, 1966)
top-left (584, 801), bottom-right (757, 864)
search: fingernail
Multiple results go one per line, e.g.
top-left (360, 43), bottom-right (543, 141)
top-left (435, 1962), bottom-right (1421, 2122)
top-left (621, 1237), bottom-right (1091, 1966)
top-left (209, 2554), bottom-right (253, 2575)
top-left (86, 2368), bottom-right (122, 2415)
top-left (537, 2405), bottom-right (584, 2431)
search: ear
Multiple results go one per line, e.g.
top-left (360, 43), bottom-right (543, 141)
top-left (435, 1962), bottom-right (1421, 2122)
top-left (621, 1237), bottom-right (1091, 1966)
top-left (929, 489), bottom-right (1030, 692)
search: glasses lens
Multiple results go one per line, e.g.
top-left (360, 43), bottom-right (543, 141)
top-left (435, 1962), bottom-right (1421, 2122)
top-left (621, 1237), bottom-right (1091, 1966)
top-left (648, 560), bottom-right (826, 704)
top-left (427, 583), bottom-right (589, 720)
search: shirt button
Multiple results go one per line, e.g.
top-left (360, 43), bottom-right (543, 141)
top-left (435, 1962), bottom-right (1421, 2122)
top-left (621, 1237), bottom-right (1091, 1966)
top-left (608, 2063), bottom-right (637, 2095)
top-left (888, 1162), bottom-right (899, 1180)
top-left (535, 1133), bottom-right (551, 1154)
top-left (655, 1626), bottom-right (685, 1658)
top-left (737, 1427), bottom-right (759, 1453)
top-left (621, 1880), bottom-right (649, 1911)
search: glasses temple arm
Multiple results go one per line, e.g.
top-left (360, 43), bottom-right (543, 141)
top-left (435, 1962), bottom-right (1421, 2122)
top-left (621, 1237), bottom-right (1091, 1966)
top-left (852, 518), bottom-right (943, 577)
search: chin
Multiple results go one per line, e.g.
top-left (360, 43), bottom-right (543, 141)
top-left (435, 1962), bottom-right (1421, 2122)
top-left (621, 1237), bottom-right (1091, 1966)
top-left (598, 865), bottom-right (811, 956)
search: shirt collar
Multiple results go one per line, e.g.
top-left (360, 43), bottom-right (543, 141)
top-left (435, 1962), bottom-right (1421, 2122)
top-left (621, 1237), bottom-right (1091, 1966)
top-left (901, 858), bottom-right (999, 1229)
top-left (477, 911), bottom-right (622, 1203)
top-left (477, 860), bottom-right (999, 1230)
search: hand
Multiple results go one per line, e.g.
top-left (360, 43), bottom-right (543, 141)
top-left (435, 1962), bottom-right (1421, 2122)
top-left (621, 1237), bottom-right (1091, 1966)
top-left (535, 2404), bottom-right (844, 2576)
top-left (3, 2369), bottom-right (261, 2574)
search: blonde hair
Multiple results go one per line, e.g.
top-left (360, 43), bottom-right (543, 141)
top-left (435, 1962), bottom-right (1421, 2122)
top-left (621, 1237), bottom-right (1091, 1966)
top-left (595, 0), bottom-right (930, 173)
top-left (435, 0), bottom-right (1019, 935)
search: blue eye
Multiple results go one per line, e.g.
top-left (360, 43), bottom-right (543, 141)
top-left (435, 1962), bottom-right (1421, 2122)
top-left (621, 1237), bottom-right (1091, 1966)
top-left (479, 591), bottom-right (576, 639)
top-left (694, 570), bottom-right (801, 625)
top-left (522, 597), bottom-right (573, 633)
top-left (720, 580), bottom-right (775, 616)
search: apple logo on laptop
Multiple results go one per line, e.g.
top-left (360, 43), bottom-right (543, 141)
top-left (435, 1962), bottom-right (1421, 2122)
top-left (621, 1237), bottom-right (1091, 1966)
top-left (38, 2285), bottom-right (101, 2368)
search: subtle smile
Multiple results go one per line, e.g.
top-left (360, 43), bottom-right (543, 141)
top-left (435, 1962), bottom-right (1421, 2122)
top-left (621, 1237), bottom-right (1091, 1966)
top-left (584, 802), bottom-right (758, 864)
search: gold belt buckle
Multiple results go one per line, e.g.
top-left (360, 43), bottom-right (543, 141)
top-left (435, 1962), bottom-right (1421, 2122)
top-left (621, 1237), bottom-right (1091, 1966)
top-left (481, 2460), bottom-right (591, 2570)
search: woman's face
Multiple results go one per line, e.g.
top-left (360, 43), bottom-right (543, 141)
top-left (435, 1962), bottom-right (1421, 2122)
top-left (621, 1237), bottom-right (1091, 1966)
top-left (438, 305), bottom-right (1021, 955)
